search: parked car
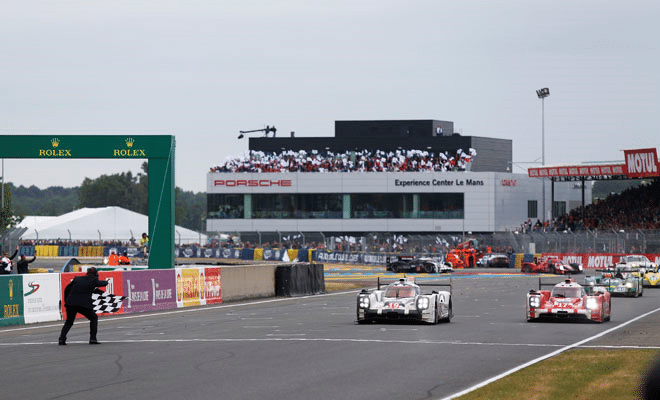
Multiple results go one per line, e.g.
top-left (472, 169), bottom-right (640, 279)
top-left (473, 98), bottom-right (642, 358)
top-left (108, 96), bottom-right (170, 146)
top-left (385, 255), bottom-right (451, 274)
top-left (477, 253), bottom-right (510, 268)
top-left (522, 255), bottom-right (582, 275)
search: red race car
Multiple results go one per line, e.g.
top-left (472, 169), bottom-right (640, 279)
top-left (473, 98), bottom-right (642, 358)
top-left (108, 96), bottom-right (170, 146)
top-left (521, 255), bottom-right (582, 275)
top-left (526, 278), bottom-right (611, 323)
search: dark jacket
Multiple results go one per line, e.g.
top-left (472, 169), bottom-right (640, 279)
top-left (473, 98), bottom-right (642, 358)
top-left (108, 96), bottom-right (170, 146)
top-left (17, 256), bottom-right (36, 274)
top-left (64, 275), bottom-right (109, 309)
top-left (0, 249), bottom-right (18, 275)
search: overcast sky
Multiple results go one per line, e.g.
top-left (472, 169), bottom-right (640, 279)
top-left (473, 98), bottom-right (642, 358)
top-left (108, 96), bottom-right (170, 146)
top-left (1, 0), bottom-right (658, 193)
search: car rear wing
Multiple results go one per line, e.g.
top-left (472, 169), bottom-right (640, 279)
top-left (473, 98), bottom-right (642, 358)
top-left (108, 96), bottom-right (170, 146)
top-left (377, 276), bottom-right (453, 296)
top-left (536, 277), bottom-right (576, 291)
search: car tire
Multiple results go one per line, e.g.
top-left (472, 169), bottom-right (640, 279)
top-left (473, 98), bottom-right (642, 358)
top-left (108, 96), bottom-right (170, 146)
top-left (424, 263), bottom-right (434, 273)
top-left (391, 264), bottom-right (398, 273)
top-left (441, 300), bottom-right (453, 323)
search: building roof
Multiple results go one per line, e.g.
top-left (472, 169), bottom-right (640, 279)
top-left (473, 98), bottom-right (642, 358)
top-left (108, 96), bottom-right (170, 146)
top-left (17, 206), bottom-right (206, 244)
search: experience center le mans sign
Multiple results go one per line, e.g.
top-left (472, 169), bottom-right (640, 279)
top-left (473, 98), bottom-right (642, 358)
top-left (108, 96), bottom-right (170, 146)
top-left (528, 148), bottom-right (659, 180)
top-left (0, 135), bottom-right (175, 270)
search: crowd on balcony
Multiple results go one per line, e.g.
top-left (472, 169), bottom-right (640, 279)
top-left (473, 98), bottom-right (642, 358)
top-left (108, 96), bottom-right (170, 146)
top-left (210, 148), bottom-right (477, 173)
top-left (522, 179), bottom-right (660, 232)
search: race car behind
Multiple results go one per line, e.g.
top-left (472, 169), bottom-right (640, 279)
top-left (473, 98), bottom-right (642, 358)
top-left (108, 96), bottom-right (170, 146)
top-left (526, 278), bottom-right (610, 323)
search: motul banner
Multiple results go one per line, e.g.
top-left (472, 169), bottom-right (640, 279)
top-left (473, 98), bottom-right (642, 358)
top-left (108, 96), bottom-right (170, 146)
top-left (624, 148), bottom-right (659, 178)
top-left (544, 253), bottom-right (660, 269)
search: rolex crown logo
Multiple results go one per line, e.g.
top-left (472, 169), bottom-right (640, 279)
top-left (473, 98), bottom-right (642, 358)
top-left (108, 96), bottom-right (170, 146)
top-left (51, 138), bottom-right (60, 148)
top-left (126, 137), bottom-right (134, 148)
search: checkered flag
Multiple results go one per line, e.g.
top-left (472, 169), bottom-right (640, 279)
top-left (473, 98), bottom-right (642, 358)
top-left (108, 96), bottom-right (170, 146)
top-left (92, 292), bottom-right (127, 314)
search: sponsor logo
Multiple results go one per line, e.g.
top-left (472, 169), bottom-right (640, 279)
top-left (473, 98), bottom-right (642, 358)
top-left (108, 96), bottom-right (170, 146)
top-left (625, 148), bottom-right (659, 178)
top-left (501, 179), bottom-right (517, 186)
top-left (40, 137), bottom-right (72, 157)
top-left (214, 179), bottom-right (292, 187)
top-left (24, 282), bottom-right (40, 297)
top-left (114, 137), bottom-right (147, 157)
top-left (587, 255), bottom-right (613, 269)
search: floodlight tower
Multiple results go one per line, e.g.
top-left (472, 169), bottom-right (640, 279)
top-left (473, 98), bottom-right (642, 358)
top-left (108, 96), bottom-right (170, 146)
top-left (536, 87), bottom-right (550, 223)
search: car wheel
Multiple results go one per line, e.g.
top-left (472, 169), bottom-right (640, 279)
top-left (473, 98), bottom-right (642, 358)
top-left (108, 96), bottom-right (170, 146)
top-left (441, 300), bottom-right (453, 323)
top-left (549, 266), bottom-right (556, 274)
top-left (391, 264), bottom-right (398, 273)
top-left (424, 263), bottom-right (434, 274)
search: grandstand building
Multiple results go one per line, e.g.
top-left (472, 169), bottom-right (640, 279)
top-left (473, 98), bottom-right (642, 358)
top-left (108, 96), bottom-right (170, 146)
top-left (207, 120), bottom-right (589, 234)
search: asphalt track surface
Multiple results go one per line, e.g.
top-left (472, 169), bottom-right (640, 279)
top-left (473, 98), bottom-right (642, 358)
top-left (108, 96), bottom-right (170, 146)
top-left (2, 269), bottom-right (660, 400)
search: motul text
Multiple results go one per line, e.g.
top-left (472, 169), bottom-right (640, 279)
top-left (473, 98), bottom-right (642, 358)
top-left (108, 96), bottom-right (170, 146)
top-left (625, 148), bottom-right (659, 178)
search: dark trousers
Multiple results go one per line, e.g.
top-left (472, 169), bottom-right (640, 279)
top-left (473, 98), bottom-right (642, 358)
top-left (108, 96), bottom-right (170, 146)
top-left (59, 305), bottom-right (99, 341)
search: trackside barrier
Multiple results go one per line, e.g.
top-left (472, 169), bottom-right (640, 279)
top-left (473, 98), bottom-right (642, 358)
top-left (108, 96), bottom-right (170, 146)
top-left (0, 263), bottom-right (317, 327)
top-left (18, 246), bottom-right (656, 270)
top-left (275, 264), bottom-right (325, 296)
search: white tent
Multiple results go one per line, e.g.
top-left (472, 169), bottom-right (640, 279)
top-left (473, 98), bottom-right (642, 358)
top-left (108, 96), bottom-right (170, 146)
top-left (18, 206), bottom-right (207, 245)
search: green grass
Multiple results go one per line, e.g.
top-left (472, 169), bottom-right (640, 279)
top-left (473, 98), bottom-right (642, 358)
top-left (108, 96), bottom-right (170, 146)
top-left (456, 349), bottom-right (659, 400)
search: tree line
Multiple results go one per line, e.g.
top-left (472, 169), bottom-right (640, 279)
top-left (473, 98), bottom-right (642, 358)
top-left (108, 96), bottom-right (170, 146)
top-left (3, 162), bottom-right (206, 232)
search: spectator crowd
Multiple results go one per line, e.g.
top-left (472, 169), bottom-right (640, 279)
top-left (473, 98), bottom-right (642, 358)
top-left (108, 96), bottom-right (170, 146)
top-left (210, 148), bottom-right (477, 173)
top-left (521, 179), bottom-right (660, 232)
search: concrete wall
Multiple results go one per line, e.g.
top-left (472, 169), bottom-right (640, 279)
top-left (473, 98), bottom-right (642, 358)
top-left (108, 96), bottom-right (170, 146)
top-left (220, 264), bottom-right (278, 301)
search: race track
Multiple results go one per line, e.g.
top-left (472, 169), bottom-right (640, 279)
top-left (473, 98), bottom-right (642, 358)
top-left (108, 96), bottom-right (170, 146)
top-left (1, 270), bottom-right (659, 400)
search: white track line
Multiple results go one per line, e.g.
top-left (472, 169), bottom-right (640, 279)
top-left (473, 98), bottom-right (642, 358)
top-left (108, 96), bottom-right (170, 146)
top-left (438, 305), bottom-right (660, 400)
top-left (0, 290), bottom-right (357, 334)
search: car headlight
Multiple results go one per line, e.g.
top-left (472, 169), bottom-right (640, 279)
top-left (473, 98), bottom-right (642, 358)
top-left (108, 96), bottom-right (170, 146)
top-left (358, 296), bottom-right (370, 309)
top-left (529, 296), bottom-right (541, 308)
top-left (416, 297), bottom-right (430, 310)
top-left (586, 298), bottom-right (599, 310)
top-left (626, 282), bottom-right (633, 288)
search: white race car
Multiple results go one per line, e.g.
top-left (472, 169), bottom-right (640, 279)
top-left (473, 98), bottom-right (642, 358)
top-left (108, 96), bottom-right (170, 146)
top-left (356, 277), bottom-right (453, 324)
top-left (618, 255), bottom-right (657, 275)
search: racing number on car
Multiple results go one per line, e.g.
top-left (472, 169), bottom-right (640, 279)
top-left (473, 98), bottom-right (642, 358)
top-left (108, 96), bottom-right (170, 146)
top-left (387, 303), bottom-right (400, 309)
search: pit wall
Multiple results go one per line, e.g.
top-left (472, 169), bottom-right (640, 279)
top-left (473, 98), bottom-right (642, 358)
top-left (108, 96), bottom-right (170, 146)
top-left (0, 263), bottom-right (321, 327)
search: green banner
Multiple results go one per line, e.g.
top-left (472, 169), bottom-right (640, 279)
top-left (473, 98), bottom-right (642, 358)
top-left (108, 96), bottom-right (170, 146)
top-left (0, 276), bottom-right (25, 326)
top-left (0, 135), bottom-right (173, 159)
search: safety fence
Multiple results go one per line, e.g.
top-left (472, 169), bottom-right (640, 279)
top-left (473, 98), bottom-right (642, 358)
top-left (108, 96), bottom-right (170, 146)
top-left (14, 245), bottom-right (660, 271)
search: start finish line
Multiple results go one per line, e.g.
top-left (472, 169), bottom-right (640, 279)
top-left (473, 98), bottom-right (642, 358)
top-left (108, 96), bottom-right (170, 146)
top-left (0, 135), bottom-right (176, 270)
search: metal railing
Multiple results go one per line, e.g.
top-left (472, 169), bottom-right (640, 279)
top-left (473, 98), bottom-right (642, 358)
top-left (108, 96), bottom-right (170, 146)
top-left (220, 229), bottom-right (660, 255)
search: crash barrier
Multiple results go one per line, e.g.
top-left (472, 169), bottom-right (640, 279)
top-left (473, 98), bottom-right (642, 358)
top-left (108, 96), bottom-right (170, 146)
top-left (0, 262), bottom-right (320, 327)
top-left (275, 264), bottom-right (325, 296)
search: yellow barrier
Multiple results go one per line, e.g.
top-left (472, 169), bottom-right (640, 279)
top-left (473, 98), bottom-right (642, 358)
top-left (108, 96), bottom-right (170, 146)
top-left (34, 245), bottom-right (58, 257)
top-left (79, 246), bottom-right (104, 257)
top-left (514, 253), bottom-right (525, 269)
top-left (288, 249), bottom-right (298, 261)
top-left (253, 248), bottom-right (264, 261)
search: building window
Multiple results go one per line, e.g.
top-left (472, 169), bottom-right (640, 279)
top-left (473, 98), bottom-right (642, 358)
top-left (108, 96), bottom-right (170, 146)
top-left (418, 193), bottom-right (464, 219)
top-left (251, 194), bottom-right (343, 219)
top-left (528, 200), bottom-right (538, 219)
top-left (553, 201), bottom-right (566, 218)
top-left (207, 194), bottom-right (244, 219)
top-left (351, 194), bottom-right (403, 218)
